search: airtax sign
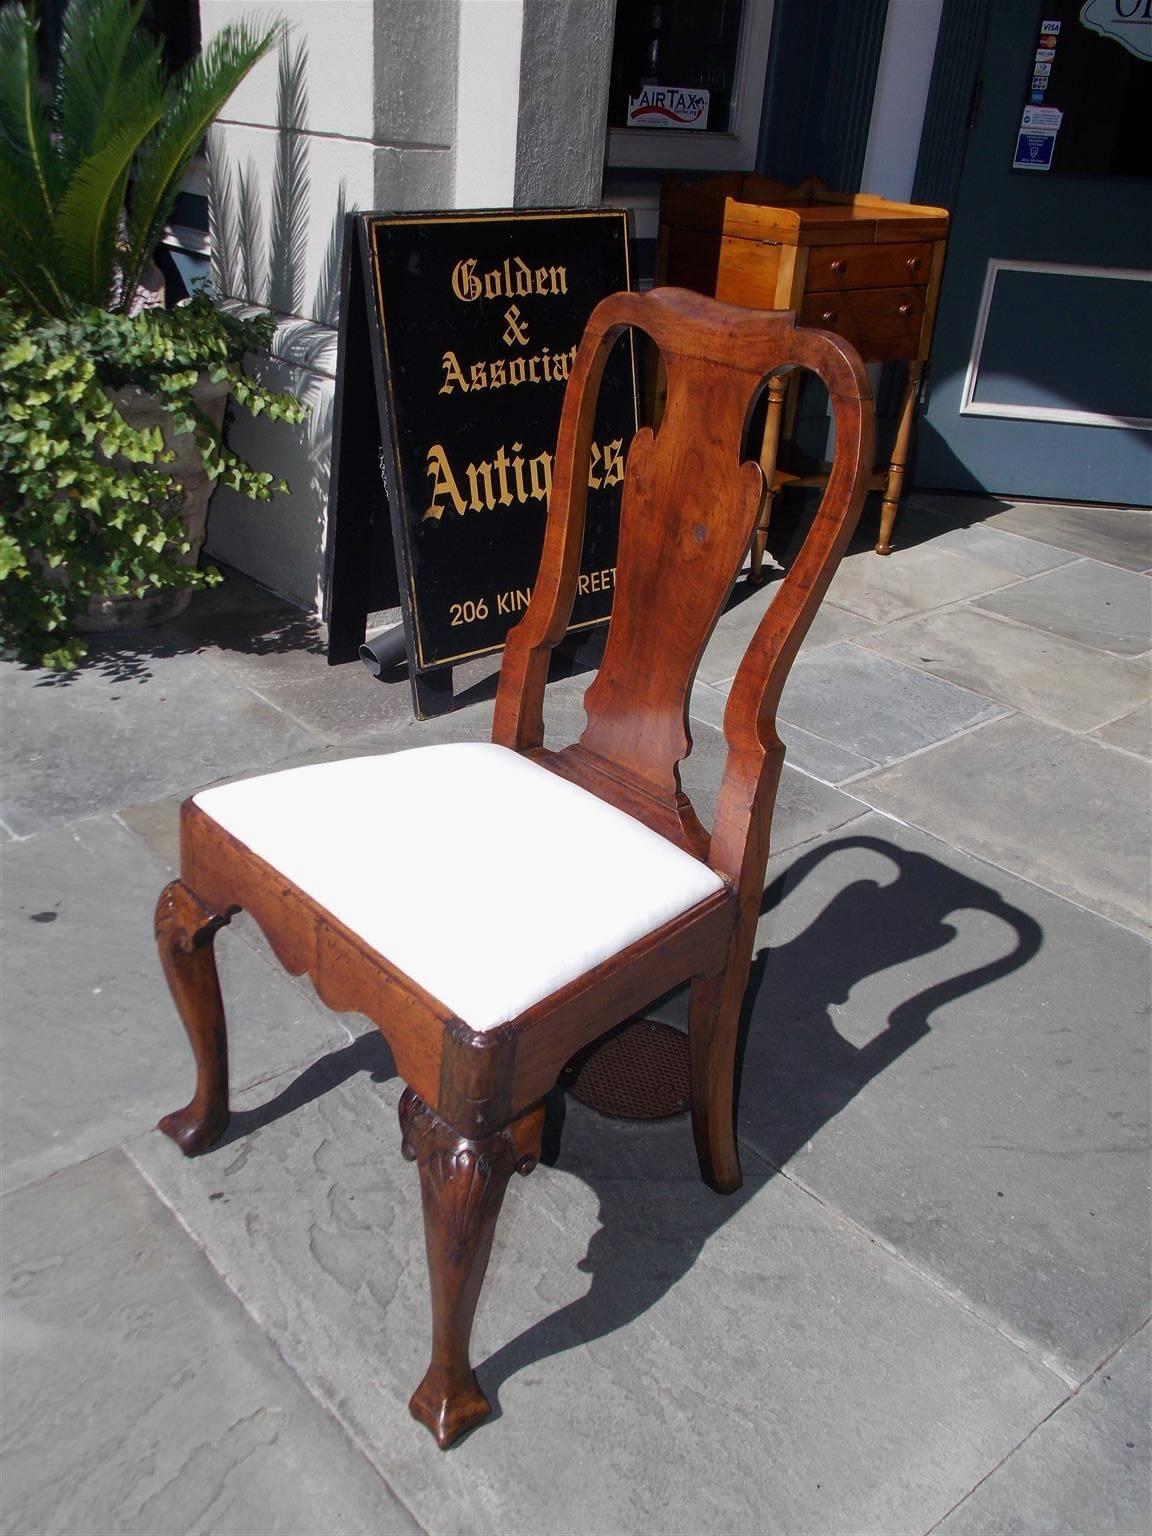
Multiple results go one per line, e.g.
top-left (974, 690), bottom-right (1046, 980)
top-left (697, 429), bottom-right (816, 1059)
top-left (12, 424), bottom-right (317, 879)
top-left (626, 85), bottom-right (710, 129)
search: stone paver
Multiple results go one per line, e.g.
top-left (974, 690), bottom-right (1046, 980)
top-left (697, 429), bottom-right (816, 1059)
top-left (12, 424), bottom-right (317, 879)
top-left (1092, 701), bottom-right (1152, 759)
top-left (826, 542), bottom-right (1019, 624)
top-left (692, 676), bottom-right (881, 783)
top-left (936, 1325), bottom-right (1151, 1536)
top-left (772, 642), bottom-right (1007, 766)
top-left (856, 606), bottom-right (1151, 733)
top-left (0, 1150), bottom-right (416, 1536)
top-left (739, 813), bottom-right (1151, 1382)
top-left (852, 714), bottom-right (1152, 934)
top-left (982, 501), bottom-right (1152, 573)
top-left (919, 522), bottom-right (1081, 577)
top-left (697, 581), bottom-right (872, 686)
top-left (778, 720), bottom-right (878, 783)
top-left (3, 494), bottom-right (1149, 1535)
top-left (131, 1067), bottom-right (1066, 1536)
top-left (975, 561), bottom-right (1152, 657)
top-left (0, 815), bottom-right (350, 1193)
top-left (0, 648), bottom-right (318, 839)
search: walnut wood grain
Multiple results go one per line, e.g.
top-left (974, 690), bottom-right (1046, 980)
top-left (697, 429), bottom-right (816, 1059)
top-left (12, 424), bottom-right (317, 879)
top-left (154, 880), bottom-right (234, 1156)
top-left (156, 286), bottom-right (873, 1445)
top-left (400, 1090), bottom-right (544, 1447)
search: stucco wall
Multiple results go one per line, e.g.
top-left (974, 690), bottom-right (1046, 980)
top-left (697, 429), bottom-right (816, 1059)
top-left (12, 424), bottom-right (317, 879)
top-left (515, 0), bottom-right (616, 208)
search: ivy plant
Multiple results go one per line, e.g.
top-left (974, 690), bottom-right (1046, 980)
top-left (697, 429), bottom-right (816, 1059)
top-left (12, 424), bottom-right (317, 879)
top-left (0, 297), bottom-right (307, 668)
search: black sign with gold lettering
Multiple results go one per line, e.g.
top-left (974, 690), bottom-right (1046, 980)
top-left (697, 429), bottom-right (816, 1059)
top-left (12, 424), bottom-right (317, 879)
top-left (324, 209), bottom-right (635, 716)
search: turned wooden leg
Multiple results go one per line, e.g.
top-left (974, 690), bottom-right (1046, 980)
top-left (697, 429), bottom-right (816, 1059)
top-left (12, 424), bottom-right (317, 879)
top-left (877, 360), bottom-right (923, 555)
top-left (750, 374), bottom-right (789, 585)
top-left (399, 1089), bottom-right (544, 1448)
top-left (688, 965), bottom-right (748, 1195)
top-left (748, 489), bottom-right (778, 586)
top-left (155, 880), bottom-right (232, 1156)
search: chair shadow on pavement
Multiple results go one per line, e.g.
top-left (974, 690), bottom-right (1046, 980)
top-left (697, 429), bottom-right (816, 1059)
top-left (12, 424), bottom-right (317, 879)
top-left (205, 832), bottom-right (1043, 1423)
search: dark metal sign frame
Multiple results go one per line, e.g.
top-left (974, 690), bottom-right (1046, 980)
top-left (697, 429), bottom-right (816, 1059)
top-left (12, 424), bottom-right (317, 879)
top-left (324, 208), bottom-right (636, 718)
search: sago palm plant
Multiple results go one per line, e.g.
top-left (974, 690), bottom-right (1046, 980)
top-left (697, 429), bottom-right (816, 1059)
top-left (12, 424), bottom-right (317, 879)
top-left (0, 0), bottom-right (278, 316)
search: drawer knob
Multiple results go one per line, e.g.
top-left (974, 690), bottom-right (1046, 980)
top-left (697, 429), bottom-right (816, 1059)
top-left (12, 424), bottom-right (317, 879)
top-left (898, 302), bottom-right (912, 317)
top-left (906, 256), bottom-right (922, 271)
top-left (821, 309), bottom-right (838, 324)
top-left (830, 259), bottom-right (846, 274)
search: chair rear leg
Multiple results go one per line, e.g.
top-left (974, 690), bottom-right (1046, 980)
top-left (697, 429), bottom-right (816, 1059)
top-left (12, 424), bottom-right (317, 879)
top-left (400, 1089), bottom-right (544, 1449)
top-left (688, 967), bottom-right (746, 1195)
top-left (155, 880), bottom-right (232, 1157)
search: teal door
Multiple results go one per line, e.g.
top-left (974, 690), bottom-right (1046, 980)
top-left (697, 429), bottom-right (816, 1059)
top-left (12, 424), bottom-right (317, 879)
top-left (916, 0), bottom-right (1152, 505)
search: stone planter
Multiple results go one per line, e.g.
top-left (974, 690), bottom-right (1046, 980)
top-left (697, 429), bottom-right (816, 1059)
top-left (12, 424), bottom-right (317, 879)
top-left (76, 373), bottom-right (230, 633)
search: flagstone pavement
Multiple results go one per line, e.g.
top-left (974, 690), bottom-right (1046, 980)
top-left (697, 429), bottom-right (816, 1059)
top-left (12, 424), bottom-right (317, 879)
top-left (2, 492), bottom-right (1149, 1536)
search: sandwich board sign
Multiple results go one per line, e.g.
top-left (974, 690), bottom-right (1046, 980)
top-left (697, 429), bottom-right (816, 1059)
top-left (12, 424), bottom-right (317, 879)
top-left (323, 209), bottom-right (636, 717)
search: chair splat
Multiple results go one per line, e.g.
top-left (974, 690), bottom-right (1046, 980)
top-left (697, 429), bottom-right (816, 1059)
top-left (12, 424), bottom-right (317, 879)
top-left (495, 286), bottom-right (873, 869)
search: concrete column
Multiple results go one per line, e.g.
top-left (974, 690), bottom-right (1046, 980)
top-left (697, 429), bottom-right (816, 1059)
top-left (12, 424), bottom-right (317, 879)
top-left (515, 0), bottom-right (616, 208)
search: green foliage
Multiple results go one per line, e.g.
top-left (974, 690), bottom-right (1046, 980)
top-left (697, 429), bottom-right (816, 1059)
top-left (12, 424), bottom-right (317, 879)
top-left (0, 0), bottom-right (279, 316)
top-left (0, 296), bottom-right (307, 669)
top-left (0, 3), bottom-right (305, 670)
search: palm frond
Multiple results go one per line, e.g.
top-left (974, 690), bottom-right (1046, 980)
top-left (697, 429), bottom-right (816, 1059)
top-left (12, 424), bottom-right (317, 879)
top-left (0, 4), bottom-right (62, 214)
top-left (54, 0), bottom-right (159, 179)
top-left (0, 162), bottom-right (66, 314)
top-left (53, 108), bottom-right (162, 307)
top-left (118, 14), bottom-right (280, 309)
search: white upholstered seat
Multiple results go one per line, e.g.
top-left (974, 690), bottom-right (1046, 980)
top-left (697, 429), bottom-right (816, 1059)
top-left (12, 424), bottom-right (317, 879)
top-left (194, 743), bottom-right (726, 1032)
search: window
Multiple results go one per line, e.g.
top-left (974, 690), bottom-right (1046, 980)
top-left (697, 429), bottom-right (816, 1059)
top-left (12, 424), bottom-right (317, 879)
top-left (605, 0), bottom-right (775, 172)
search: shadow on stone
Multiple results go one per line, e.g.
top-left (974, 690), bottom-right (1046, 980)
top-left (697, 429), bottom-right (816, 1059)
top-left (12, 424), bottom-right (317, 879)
top-left (213, 1030), bottom-right (396, 1151)
top-left (20, 567), bottom-right (325, 688)
top-left (210, 831), bottom-right (1042, 1421)
top-left (476, 833), bottom-right (1042, 1415)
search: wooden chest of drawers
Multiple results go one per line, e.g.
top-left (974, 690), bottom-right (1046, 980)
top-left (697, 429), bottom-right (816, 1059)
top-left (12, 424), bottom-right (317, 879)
top-left (656, 175), bottom-right (950, 561)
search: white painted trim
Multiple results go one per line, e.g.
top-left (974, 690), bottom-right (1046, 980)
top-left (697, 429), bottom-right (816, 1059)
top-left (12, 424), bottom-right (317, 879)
top-left (860, 0), bottom-right (944, 203)
top-left (454, 0), bottom-right (524, 208)
top-left (605, 0), bottom-right (774, 171)
top-left (960, 258), bottom-right (1152, 431)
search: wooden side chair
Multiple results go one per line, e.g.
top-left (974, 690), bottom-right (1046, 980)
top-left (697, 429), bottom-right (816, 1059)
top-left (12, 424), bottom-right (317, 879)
top-left (155, 288), bottom-right (873, 1448)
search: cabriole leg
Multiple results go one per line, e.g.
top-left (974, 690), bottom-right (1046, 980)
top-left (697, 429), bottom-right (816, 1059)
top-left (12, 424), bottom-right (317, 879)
top-left (688, 967), bottom-right (747, 1195)
top-left (155, 879), bottom-right (232, 1157)
top-left (399, 1089), bottom-right (544, 1448)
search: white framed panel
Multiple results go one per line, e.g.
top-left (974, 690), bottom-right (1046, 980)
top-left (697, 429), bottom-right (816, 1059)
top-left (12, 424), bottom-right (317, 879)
top-left (961, 259), bottom-right (1152, 430)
